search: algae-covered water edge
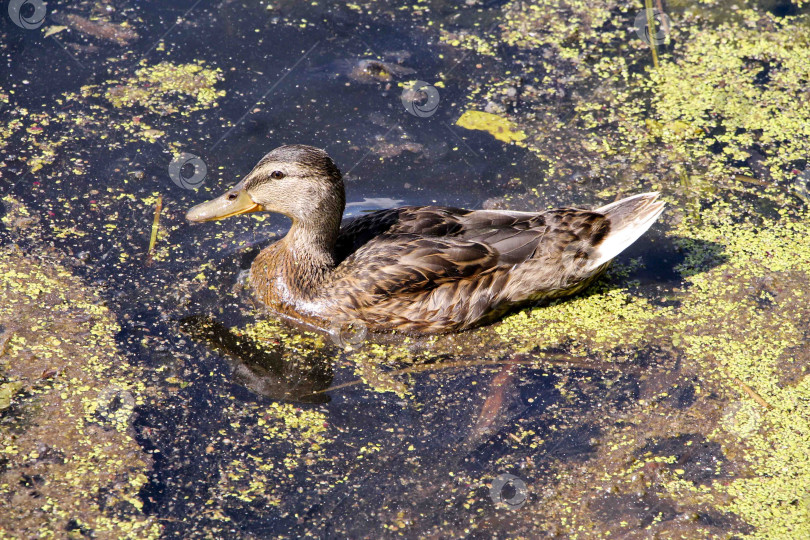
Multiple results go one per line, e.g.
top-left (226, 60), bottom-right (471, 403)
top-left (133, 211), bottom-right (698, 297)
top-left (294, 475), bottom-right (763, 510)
top-left (2, 0), bottom-right (810, 538)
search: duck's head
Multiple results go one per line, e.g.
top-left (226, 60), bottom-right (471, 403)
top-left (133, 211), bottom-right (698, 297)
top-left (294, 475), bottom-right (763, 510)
top-left (185, 144), bottom-right (345, 225)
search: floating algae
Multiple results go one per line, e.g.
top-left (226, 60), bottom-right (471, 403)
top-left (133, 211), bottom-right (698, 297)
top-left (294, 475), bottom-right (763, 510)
top-left (0, 241), bottom-right (158, 538)
top-left (456, 110), bottom-right (527, 144)
top-left (429, 1), bottom-right (810, 536)
top-left (102, 61), bottom-right (226, 116)
top-left (1, 59), bottom-right (226, 178)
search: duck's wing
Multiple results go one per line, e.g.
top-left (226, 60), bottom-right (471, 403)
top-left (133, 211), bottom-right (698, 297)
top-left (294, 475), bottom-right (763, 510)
top-left (335, 206), bottom-right (609, 267)
top-left (328, 197), bottom-right (663, 331)
top-left (334, 233), bottom-right (501, 296)
top-left (332, 206), bottom-right (612, 297)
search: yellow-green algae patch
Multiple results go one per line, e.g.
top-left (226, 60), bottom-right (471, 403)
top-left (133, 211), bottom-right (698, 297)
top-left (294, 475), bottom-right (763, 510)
top-left (486, 198), bottom-right (810, 537)
top-left (0, 239), bottom-right (158, 537)
top-left (456, 110), bottom-right (527, 144)
top-left (194, 399), bottom-right (333, 523)
top-left (445, 2), bottom-right (810, 196)
top-left (495, 285), bottom-right (665, 357)
top-left (722, 377), bottom-right (810, 538)
top-left (239, 318), bottom-right (328, 358)
top-left (434, 2), bottom-right (810, 533)
top-left (671, 202), bottom-right (810, 539)
top-left (346, 342), bottom-right (414, 399)
top-left (0, 59), bottom-right (226, 179)
top-left (239, 318), bottom-right (416, 398)
top-left (101, 61), bottom-right (225, 116)
top-left (646, 12), bottom-right (810, 183)
top-left (439, 29), bottom-right (497, 57)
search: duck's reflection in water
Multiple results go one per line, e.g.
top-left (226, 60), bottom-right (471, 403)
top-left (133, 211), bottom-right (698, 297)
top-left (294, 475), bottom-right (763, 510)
top-left (179, 315), bottom-right (334, 404)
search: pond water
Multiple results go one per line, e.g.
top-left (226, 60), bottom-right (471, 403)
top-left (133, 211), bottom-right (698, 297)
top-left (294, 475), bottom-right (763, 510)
top-left (2, 0), bottom-right (810, 538)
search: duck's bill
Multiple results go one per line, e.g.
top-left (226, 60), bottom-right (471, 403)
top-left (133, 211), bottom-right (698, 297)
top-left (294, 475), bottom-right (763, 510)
top-left (186, 188), bottom-right (263, 222)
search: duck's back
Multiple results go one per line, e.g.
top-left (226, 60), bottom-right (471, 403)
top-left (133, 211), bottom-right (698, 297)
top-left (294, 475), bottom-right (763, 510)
top-left (325, 194), bottom-right (663, 333)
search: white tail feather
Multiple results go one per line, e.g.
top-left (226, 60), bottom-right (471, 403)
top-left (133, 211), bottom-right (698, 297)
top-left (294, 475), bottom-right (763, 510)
top-left (589, 192), bottom-right (665, 269)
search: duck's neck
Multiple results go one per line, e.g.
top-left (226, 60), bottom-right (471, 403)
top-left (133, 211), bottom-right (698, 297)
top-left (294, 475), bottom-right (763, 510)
top-left (284, 217), bottom-right (340, 273)
top-left (250, 213), bottom-right (342, 307)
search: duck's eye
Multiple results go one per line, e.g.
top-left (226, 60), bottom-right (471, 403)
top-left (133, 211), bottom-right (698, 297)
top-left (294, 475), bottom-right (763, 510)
top-left (270, 170), bottom-right (285, 180)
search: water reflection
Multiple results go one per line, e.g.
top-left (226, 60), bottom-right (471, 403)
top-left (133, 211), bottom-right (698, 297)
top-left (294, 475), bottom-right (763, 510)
top-left (179, 315), bottom-right (334, 404)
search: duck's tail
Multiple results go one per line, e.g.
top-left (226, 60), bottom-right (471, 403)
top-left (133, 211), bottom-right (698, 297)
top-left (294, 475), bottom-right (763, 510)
top-left (589, 192), bottom-right (665, 269)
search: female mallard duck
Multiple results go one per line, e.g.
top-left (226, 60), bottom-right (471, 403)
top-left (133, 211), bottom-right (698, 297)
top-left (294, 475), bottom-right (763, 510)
top-left (186, 145), bottom-right (664, 333)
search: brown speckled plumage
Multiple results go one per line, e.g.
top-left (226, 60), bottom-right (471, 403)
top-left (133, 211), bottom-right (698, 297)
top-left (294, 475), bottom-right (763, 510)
top-left (187, 145), bottom-right (665, 334)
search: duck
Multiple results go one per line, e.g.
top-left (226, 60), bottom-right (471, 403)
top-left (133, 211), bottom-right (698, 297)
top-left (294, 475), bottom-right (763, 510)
top-left (186, 145), bottom-right (664, 334)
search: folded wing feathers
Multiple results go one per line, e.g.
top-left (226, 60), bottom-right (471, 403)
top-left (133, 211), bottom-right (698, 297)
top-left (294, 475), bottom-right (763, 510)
top-left (336, 195), bottom-right (663, 310)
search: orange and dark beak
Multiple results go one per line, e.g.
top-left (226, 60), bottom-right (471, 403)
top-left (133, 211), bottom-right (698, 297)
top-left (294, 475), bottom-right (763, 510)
top-left (186, 181), bottom-right (263, 222)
